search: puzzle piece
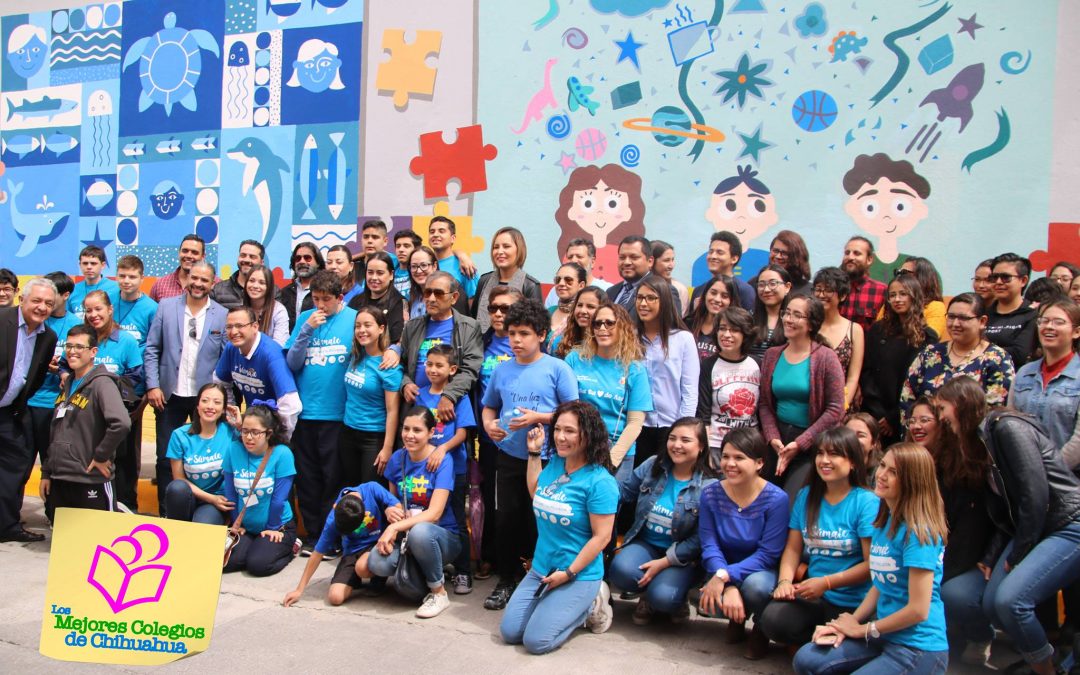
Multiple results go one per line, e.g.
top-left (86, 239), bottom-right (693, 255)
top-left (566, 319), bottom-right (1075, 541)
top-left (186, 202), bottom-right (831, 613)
top-left (412, 201), bottom-right (485, 255)
top-left (376, 29), bottom-right (442, 109)
top-left (409, 125), bottom-right (498, 200)
top-left (1029, 222), bottom-right (1080, 273)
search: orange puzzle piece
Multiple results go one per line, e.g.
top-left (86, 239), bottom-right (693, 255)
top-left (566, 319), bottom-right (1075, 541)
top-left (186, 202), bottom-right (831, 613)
top-left (376, 29), bottom-right (442, 109)
top-left (409, 124), bottom-right (498, 200)
top-left (1029, 222), bottom-right (1080, 272)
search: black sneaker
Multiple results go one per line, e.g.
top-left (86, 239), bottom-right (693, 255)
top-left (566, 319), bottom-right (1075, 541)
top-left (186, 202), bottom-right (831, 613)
top-left (298, 542), bottom-right (314, 557)
top-left (483, 582), bottom-right (515, 610)
top-left (452, 573), bottom-right (473, 595)
top-left (322, 548), bottom-right (341, 561)
top-left (619, 590), bottom-right (641, 600)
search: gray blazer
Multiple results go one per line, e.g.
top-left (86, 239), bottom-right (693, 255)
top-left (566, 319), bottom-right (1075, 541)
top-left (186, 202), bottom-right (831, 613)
top-left (144, 295), bottom-right (228, 400)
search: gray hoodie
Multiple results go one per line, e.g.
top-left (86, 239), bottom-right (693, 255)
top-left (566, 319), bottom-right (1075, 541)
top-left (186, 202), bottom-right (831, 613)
top-left (43, 364), bottom-right (132, 484)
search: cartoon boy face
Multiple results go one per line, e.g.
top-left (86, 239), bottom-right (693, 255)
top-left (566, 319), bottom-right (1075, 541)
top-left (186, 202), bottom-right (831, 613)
top-left (844, 177), bottom-right (928, 263)
top-left (705, 182), bottom-right (778, 248)
top-left (293, 48), bottom-right (342, 93)
top-left (567, 179), bottom-right (632, 248)
top-left (7, 32), bottom-right (47, 79)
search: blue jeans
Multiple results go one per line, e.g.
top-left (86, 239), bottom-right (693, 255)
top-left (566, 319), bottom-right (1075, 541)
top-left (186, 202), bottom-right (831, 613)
top-left (734, 569), bottom-right (778, 620)
top-left (609, 541), bottom-right (699, 613)
top-left (941, 568), bottom-right (995, 645)
top-left (793, 638), bottom-right (948, 675)
top-left (164, 480), bottom-right (227, 525)
top-left (368, 521), bottom-right (461, 589)
top-left (983, 521), bottom-right (1080, 664)
top-left (500, 568), bottom-right (601, 655)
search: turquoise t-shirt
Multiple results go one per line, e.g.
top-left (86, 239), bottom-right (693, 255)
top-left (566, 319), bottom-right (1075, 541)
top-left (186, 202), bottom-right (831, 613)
top-left (165, 423), bottom-right (235, 495)
top-left (790, 486), bottom-right (879, 607)
top-left (28, 312), bottom-right (81, 408)
top-left (531, 455), bottom-right (619, 581)
top-left (95, 329), bottom-right (144, 393)
top-left (870, 517), bottom-right (948, 652)
top-left (115, 295), bottom-right (158, 348)
top-left (222, 443), bottom-right (296, 533)
top-left (413, 317), bottom-right (453, 389)
top-left (773, 354), bottom-right (811, 428)
top-left (417, 387), bottom-right (476, 476)
top-left (640, 476), bottom-right (689, 549)
top-left (343, 355), bottom-right (403, 431)
top-left (68, 277), bottom-right (120, 320)
top-left (384, 447), bottom-right (458, 533)
top-left (564, 351), bottom-right (653, 458)
top-left (437, 255), bottom-right (478, 298)
top-left (481, 354), bottom-right (580, 460)
top-left (285, 306), bottom-right (356, 420)
top-left (480, 334), bottom-right (513, 398)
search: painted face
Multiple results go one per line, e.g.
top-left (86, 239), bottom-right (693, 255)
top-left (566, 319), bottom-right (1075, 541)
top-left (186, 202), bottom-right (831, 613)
top-left (354, 311), bottom-right (384, 348)
top-left (755, 269), bottom-right (789, 307)
top-left (7, 32), bottom-right (47, 79)
top-left (324, 250), bottom-right (353, 281)
top-left (573, 292), bottom-right (601, 328)
top-left (292, 47), bottom-right (342, 94)
top-left (150, 185), bottom-right (185, 220)
top-left (705, 283), bottom-right (731, 315)
top-left (704, 183), bottom-right (778, 246)
top-left (1037, 305), bottom-right (1080, 355)
top-left (666, 423), bottom-right (702, 469)
top-left (366, 259), bottom-right (392, 295)
top-left (491, 233), bottom-right (519, 271)
top-left (197, 388), bottom-right (225, 425)
top-left (887, 280), bottom-right (912, 316)
top-left (552, 412), bottom-right (585, 459)
top-left (83, 296), bottom-right (112, 331)
top-left (906, 403), bottom-right (939, 448)
top-left (554, 265), bottom-right (584, 301)
top-left (653, 248), bottom-right (675, 280)
top-left (844, 178), bottom-right (928, 252)
top-left (567, 180), bottom-right (632, 248)
top-left (815, 445), bottom-right (853, 483)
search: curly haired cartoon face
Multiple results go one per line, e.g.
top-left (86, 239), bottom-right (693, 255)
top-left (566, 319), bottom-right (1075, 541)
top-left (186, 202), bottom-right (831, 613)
top-left (705, 165), bottom-right (778, 248)
top-left (567, 181), bottom-right (633, 248)
top-left (843, 153), bottom-right (931, 264)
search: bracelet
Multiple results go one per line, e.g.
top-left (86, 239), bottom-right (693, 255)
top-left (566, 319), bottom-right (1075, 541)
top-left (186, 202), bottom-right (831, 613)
top-left (825, 575), bottom-right (832, 590)
top-left (864, 623), bottom-right (869, 643)
top-left (527, 452), bottom-right (542, 458)
top-left (777, 578), bottom-right (792, 585)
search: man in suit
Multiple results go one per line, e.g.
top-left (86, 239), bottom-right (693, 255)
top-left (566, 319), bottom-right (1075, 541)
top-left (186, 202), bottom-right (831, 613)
top-left (144, 261), bottom-right (227, 514)
top-left (0, 278), bottom-right (59, 542)
top-left (607, 235), bottom-right (682, 319)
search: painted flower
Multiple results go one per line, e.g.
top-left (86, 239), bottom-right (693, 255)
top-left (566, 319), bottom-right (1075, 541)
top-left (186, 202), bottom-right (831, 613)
top-left (795, 3), bottom-right (828, 38)
top-left (713, 53), bottom-right (773, 108)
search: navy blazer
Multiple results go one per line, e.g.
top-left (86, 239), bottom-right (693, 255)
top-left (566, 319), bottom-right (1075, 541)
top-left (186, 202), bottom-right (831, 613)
top-left (143, 295), bottom-right (227, 400)
top-left (0, 306), bottom-right (57, 412)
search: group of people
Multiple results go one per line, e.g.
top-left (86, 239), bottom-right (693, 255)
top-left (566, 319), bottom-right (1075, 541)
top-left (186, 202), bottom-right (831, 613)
top-left (2, 220), bottom-right (1080, 673)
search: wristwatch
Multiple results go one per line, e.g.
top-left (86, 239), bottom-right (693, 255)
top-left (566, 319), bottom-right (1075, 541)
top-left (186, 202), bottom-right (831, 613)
top-left (868, 621), bottom-right (880, 638)
top-left (563, 568), bottom-right (577, 582)
top-left (714, 569), bottom-right (730, 583)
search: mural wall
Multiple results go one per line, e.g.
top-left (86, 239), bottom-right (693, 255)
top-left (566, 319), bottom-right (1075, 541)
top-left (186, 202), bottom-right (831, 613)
top-left (0, 0), bottom-right (1070, 294)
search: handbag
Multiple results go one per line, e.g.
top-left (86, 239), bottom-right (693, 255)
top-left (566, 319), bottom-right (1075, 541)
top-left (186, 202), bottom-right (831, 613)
top-left (223, 447), bottom-right (273, 568)
top-left (391, 473), bottom-right (430, 600)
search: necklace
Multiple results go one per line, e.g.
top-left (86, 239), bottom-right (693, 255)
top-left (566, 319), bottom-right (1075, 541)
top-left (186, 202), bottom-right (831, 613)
top-left (949, 340), bottom-right (981, 362)
top-left (557, 300), bottom-right (573, 313)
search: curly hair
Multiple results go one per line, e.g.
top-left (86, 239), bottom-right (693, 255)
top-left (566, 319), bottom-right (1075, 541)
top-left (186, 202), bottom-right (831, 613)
top-left (577, 303), bottom-right (643, 366)
top-left (548, 401), bottom-right (613, 471)
top-left (812, 266), bottom-right (850, 303)
top-left (242, 403), bottom-right (289, 448)
top-left (557, 287), bottom-right (609, 358)
top-left (771, 230), bottom-right (811, 288)
top-left (880, 275), bottom-right (929, 347)
top-left (555, 164), bottom-right (646, 255)
top-left (505, 298), bottom-right (551, 338)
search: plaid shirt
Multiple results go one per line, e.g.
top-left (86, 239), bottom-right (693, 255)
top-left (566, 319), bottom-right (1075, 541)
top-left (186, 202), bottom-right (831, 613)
top-left (149, 268), bottom-right (221, 303)
top-left (839, 275), bottom-right (887, 331)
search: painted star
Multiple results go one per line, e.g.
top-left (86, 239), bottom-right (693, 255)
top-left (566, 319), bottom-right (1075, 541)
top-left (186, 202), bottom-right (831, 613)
top-left (555, 151), bottom-right (578, 175)
top-left (957, 14), bottom-right (983, 39)
top-left (737, 124), bottom-right (774, 163)
top-left (713, 53), bottom-right (773, 109)
top-left (81, 220), bottom-right (114, 250)
top-left (615, 31), bottom-right (645, 71)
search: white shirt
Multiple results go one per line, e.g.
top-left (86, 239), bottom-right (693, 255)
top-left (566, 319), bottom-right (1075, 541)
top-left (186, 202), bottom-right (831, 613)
top-left (176, 302), bottom-right (208, 397)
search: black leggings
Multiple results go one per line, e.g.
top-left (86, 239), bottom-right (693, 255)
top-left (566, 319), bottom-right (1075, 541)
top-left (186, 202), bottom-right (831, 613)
top-left (339, 425), bottom-right (387, 488)
top-left (765, 421), bottom-right (814, 502)
top-left (224, 520), bottom-right (297, 577)
top-left (494, 452), bottom-right (536, 584)
top-left (759, 596), bottom-right (847, 646)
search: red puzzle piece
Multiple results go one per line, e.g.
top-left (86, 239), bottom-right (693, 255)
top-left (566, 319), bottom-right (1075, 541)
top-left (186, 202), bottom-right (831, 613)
top-left (1029, 222), bottom-right (1080, 273)
top-left (409, 125), bottom-right (498, 199)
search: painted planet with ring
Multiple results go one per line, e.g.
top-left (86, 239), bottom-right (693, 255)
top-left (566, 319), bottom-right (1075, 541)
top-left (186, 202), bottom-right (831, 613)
top-left (623, 106), bottom-right (726, 147)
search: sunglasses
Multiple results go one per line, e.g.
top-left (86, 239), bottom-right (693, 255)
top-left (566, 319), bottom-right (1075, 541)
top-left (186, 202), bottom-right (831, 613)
top-left (293, 254), bottom-right (315, 263)
top-left (188, 316), bottom-right (198, 340)
top-left (989, 272), bottom-right (1019, 283)
top-left (554, 275), bottom-right (578, 284)
top-left (591, 319), bottom-right (616, 330)
top-left (893, 267), bottom-right (913, 277)
top-left (488, 303), bottom-right (512, 314)
top-left (423, 288), bottom-right (450, 298)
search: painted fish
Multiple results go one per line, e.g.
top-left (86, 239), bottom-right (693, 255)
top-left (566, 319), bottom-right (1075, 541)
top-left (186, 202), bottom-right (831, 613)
top-left (1, 134), bottom-right (41, 159)
top-left (266, 0), bottom-right (302, 20)
top-left (326, 132), bottom-right (346, 219)
top-left (43, 131), bottom-right (78, 157)
top-left (122, 141), bottom-right (145, 157)
top-left (312, 0), bottom-right (349, 10)
top-left (299, 133), bottom-right (317, 220)
top-left (82, 178), bottom-right (115, 211)
top-left (6, 95), bottom-right (78, 122)
top-left (192, 136), bottom-right (217, 151)
top-left (567, 76), bottom-right (599, 116)
top-left (156, 138), bottom-right (182, 154)
top-left (6, 180), bottom-right (71, 257)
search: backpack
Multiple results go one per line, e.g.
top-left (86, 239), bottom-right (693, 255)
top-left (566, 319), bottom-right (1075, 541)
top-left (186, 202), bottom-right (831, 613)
top-left (109, 373), bottom-right (142, 413)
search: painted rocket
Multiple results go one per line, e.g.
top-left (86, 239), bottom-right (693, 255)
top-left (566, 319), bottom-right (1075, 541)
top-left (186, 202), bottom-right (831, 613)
top-left (919, 63), bottom-right (985, 133)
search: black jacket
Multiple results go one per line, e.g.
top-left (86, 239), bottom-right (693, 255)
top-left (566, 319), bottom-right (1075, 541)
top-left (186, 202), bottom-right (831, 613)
top-left (981, 411), bottom-right (1080, 567)
top-left (939, 477), bottom-right (993, 582)
top-left (209, 272), bottom-right (246, 310)
top-left (277, 280), bottom-right (314, 332)
top-left (606, 272), bottom-right (683, 320)
top-left (860, 323), bottom-right (937, 441)
top-left (348, 287), bottom-right (406, 344)
top-left (0, 306), bottom-right (58, 414)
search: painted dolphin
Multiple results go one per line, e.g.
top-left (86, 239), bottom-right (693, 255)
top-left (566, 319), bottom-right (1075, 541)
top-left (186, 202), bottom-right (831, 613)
top-left (567, 76), bottom-right (599, 116)
top-left (6, 180), bottom-right (71, 257)
top-left (227, 137), bottom-right (289, 246)
top-left (6, 95), bottom-right (78, 123)
top-left (919, 63), bottom-right (985, 134)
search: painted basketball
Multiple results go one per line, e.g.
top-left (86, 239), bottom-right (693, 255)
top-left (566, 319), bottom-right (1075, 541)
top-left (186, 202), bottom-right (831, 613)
top-left (791, 90), bottom-right (838, 132)
top-left (575, 127), bottom-right (608, 160)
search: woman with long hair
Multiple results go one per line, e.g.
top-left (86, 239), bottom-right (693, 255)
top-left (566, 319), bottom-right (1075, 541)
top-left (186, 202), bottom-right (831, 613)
top-left (813, 267), bottom-right (864, 411)
top-left (348, 251), bottom-right (406, 344)
top-left (793, 443), bottom-right (949, 675)
top-left (844, 411), bottom-right (882, 484)
top-left (900, 293), bottom-right (1014, 418)
top-left (748, 264), bottom-right (791, 365)
top-left (759, 427), bottom-right (879, 650)
top-left (861, 273), bottom-right (937, 446)
top-left (936, 376), bottom-right (1080, 673)
top-left (633, 275), bottom-right (699, 467)
top-left (325, 244), bottom-right (362, 303)
top-left (500, 401), bottom-right (619, 652)
top-left (407, 246), bottom-right (438, 319)
top-left (244, 264), bottom-right (289, 345)
top-left (758, 294), bottom-right (846, 499)
top-left (895, 257), bottom-right (945, 337)
top-left (565, 303), bottom-right (651, 482)
top-left (341, 306), bottom-right (402, 486)
top-left (610, 417), bottom-right (717, 625)
top-left (164, 383), bottom-right (236, 524)
top-left (473, 227), bottom-right (543, 332)
top-left (547, 262), bottom-right (587, 353)
top-left (554, 286), bottom-right (606, 359)
top-left (696, 306), bottom-right (760, 454)
top-left (753, 230), bottom-right (811, 297)
top-left (685, 275), bottom-right (740, 361)
top-left (972, 259), bottom-right (995, 306)
top-left (651, 240), bottom-right (690, 313)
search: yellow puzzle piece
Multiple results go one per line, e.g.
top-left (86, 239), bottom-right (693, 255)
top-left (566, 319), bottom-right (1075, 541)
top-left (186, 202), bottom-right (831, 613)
top-left (413, 201), bottom-right (485, 255)
top-left (376, 29), bottom-right (442, 109)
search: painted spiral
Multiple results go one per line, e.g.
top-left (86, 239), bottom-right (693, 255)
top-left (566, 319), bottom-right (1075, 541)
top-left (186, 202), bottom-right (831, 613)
top-left (547, 113), bottom-right (571, 139)
top-left (619, 144), bottom-right (640, 168)
top-left (562, 27), bottom-right (588, 50)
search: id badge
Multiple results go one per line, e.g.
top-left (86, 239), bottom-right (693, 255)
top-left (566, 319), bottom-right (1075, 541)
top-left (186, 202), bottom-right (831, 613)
top-left (56, 405), bottom-right (69, 418)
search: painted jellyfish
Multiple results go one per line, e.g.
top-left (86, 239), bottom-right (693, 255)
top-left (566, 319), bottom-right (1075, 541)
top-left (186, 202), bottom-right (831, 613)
top-left (226, 41), bottom-right (251, 120)
top-left (285, 39), bottom-right (344, 94)
top-left (7, 24), bottom-right (48, 80)
top-left (86, 89), bottom-right (113, 169)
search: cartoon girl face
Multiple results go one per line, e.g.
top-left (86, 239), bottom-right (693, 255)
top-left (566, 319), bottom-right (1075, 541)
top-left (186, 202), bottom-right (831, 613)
top-left (286, 39), bottom-right (344, 93)
top-left (566, 180), bottom-right (632, 248)
top-left (705, 182), bottom-right (778, 247)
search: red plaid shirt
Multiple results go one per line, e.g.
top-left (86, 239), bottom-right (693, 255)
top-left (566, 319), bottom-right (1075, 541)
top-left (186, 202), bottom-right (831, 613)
top-left (149, 268), bottom-right (220, 302)
top-left (840, 275), bottom-right (887, 331)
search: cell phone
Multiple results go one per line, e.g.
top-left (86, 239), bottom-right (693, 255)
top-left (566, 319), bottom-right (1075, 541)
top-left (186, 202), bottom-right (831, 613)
top-left (814, 634), bottom-right (838, 646)
top-left (533, 582), bottom-right (549, 598)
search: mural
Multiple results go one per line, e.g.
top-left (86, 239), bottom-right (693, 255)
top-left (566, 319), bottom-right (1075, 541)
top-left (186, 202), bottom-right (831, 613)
top-left (0, 0), bottom-right (1069, 295)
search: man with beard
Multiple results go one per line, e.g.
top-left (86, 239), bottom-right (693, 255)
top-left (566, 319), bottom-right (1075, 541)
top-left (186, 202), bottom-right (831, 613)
top-left (838, 236), bottom-right (887, 332)
top-left (150, 234), bottom-right (214, 302)
top-left (144, 262), bottom-right (228, 514)
top-left (211, 240), bottom-right (266, 310)
top-left (278, 242), bottom-right (325, 331)
top-left (607, 235), bottom-right (681, 319)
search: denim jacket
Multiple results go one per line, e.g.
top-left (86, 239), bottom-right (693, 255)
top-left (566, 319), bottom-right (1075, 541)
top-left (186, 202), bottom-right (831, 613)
top-left (1010, 355), bottom-right (1080, 470)
top-left (619, 455), bottom-right (717, 566)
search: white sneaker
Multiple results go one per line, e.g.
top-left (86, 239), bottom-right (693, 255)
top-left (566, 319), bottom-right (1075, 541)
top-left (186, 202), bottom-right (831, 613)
top-left (960, 640), bottom-right (991, 666)
top-left (415, 591), bottom-right (450, 619)
top-left (585, 581), bottom-right (613, 634)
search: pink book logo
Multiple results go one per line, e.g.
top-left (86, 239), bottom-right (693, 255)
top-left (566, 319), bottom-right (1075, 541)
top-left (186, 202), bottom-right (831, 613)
top-left (87, 523), bottom-right (172, 614)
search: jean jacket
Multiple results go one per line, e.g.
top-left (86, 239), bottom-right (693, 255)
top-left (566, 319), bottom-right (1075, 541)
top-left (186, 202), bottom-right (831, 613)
top-left (1010, 355), bottom-right (1080, 470)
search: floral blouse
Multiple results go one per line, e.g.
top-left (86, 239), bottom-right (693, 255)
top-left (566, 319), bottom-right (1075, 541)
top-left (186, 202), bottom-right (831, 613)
top-left (899, 341), bottom-right (1015, 420)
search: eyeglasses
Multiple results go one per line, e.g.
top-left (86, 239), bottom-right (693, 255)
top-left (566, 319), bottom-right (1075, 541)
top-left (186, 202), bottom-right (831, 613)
top-left (188, 317), bottom-right (198, 340)
top-left (0, 285), bottom-right (15, 295)
top-left (812, 286), bottom-right (835, 297)
top-left (225, 321), bottom-right (256, 331)
top-left (423, 288), bottom-right (450, 298)
top-left (591, 319), bottom-right (617, 330)
top-left (769, 247), bottom-right (789, 258)
top-left (908, 416), bottom-right (935, 426)
top-left (1051, 275), bottom-right (1073, 284)
top-left (554, 276), bottom-right (578, 284)
top-left (893, 267), bottom-right (914, 277)
top-left (888, 291), bottom-right (911, 300)
top-left (293, 254), bottom-right (315, 263)
top-left (410, 262), bottom-right (432, 273)
top-left (780, 309), bottom-right (807, 321)
top-left (945, 313), bottom-right (978, 323)
top-left (715, 325), bottom-right (736, 336)
top-left (757, 279), bottom-right (784, 290)
top-left (989, 272), bottom-right (1018, 283)
top-left (240, 429), bottom-right (268, 438)
top-left (488, 303), bottom-right (512, 314)
top-left (636, 293), bottom-right (660, 305)
top-left (63, 342), bottom-right (92, 352)
top-left (972, 275), bottom-right (991, 284)
top-left (1037, 317), bottom-right (1071, 328)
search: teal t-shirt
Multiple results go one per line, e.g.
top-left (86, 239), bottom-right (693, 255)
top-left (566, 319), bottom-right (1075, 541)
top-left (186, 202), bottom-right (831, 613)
top-left (95, 330), bottom-right (144, 393)
top-left (564, 351), bottom-right (653, 458)
top-left (165, 423), bottom-right (235, 495)
top-left (790, 486), bottom-right (879, 607)
top-left (773, 354), bottom-right (811, 428)
top-left (480, 334), bottom-right (513, 398)
top-left (285, 306), bottom-right (356, 420)
top-left (115, 295), bottom-right (158, 348)
top-left (640, 476), bottom-right (689, 549)
top-left (531, 455), bottom-right (619, 581)
top-left (68, 277), bottom-right (120, 320)
top-left (437, 255), bottom-right (478, 298)
top-left (28, 312), bottom-right (81, 408)
top-left (343, 355), bottom-right (403, 431)
top-left (870, 518), bottom-right (948, 652)
top-left (222, 443), bottom-right (296, 533)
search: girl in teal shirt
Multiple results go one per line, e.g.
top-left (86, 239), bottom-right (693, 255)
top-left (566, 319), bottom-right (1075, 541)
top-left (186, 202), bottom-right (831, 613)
top-left (165, 383), bottom-right (237, 524)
